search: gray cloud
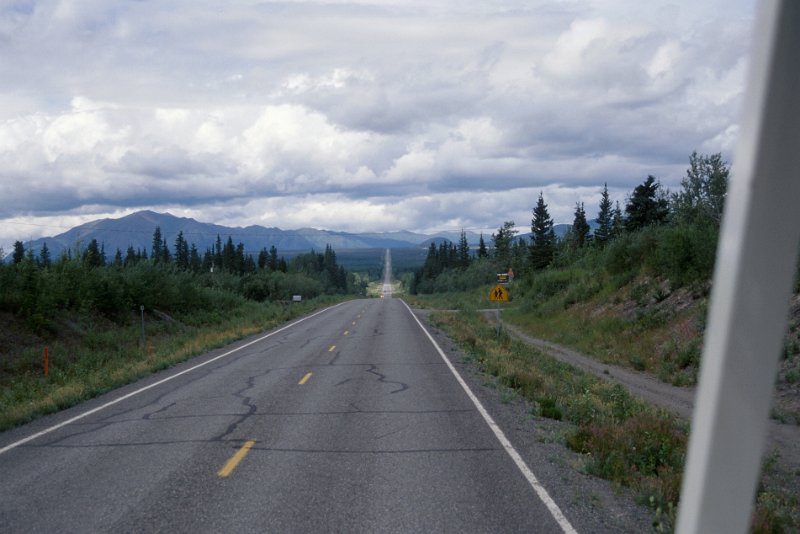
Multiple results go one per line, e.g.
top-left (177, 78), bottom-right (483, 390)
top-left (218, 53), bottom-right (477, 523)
top-left (0, 0), bottom-right (757, 249)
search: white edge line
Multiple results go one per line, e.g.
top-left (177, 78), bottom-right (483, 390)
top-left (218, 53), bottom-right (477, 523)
top-left (401, 300), bottom-right (578, 534)
top-left (0, 302), bottom-right (346, 456)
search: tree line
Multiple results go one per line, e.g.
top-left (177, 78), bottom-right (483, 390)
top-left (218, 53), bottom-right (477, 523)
top-left (1, 227), bottom-right (359, 332)
top-left (411, 151), bottom-right (730, 293)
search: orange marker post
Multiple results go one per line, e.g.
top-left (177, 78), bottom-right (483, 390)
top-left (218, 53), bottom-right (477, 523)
top-left (43, 347), bottom-right (49, 377)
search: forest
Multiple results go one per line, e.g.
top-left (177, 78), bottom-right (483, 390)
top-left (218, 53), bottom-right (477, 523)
top-left (1, 228), bottom-right (360, 334)
top-left (410, 151), bottom-right (737, 296)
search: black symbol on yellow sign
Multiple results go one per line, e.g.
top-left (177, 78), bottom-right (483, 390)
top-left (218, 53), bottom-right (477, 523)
top-left (489, 284), bottom-right (509, 302)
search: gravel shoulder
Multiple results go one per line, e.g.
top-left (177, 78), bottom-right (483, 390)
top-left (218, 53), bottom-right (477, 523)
top-left (416, 308), bottom-right (655, 533)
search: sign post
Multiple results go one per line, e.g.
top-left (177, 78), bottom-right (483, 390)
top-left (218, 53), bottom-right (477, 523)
top-left (489, 277), bottom-right (510, 335)
top-left (140, 305), bottom-right (145, 347)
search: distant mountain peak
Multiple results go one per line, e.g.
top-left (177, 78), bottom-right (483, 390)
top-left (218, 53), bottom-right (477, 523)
top-left (13, 210), bottom-right (483, 262)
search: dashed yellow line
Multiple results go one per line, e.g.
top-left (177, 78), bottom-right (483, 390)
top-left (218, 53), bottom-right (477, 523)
top-left (217, 440), bottom-right (255, 478)
top-left (328, 345), bottom-right (336, 352)
top-left (298, 372), bottom-right (313, 385)
top-left (343, 330), bottom-right (349, 336)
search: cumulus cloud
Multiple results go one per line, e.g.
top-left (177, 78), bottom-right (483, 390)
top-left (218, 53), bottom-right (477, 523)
top-left (0, 0), bottom-right (758, 249)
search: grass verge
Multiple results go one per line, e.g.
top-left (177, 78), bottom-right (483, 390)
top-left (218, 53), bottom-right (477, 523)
top-left (0, 296), bottom-right (350, 432)
top-left (430, 309), bottom-right (799, 532)
top-left (432, 310), bottom-right (685, 530)
top-left (504, 277), bottom-right (706, 387)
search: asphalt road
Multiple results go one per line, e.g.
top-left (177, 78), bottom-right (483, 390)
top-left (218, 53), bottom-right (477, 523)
top-left (382, 248), bottom-right (393, 297)
top-left (0, 294), bottom-right (577, 533)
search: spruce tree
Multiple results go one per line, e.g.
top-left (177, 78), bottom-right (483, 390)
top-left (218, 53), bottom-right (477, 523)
top-left (492, 221), bottom-right (517, 269)
top-left (477, 233), bottom-right (488, 259)
top-left (39, 242), bottom-right (51, 267)
top-left (214, 235), bottom-right (223, 270)
top-left (161, 237), bottom-right (170, 264)
top-left (269, 245), bottom-right (279, 271)
top-left (457, 230), bottom-right (470, 268)
top-left (84, 239), bottom-right (104, 268)
top-left (595, 183), bottom-right (613, 247)
top-left (174, 231), bottom-right (189, 270)
top-left (151, 227), bottom-right (163, 263)
top-left (530, 192), bottom-right (555, 270)
top-left (189, 244), bottom-right (201, 273)
top-left (625, 175), bottom-right (669, 231)
top-left (572, 202), bottom-right (590, 248)
top-left (125, 246), bottom-right (137, 266)
top-left (12, 241), bottom-right (24, 264)
top-left (611, 201), bottom-right (624, 237)
top-left (222, 237), bottom-right (235, 272)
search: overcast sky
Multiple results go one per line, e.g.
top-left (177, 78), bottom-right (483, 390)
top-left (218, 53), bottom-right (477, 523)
top-left (0, 0), bottom-right (758, 251)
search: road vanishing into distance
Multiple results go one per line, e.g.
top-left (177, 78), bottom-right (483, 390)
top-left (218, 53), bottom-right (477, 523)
top-left (0, 251), bottom-right (585, 533)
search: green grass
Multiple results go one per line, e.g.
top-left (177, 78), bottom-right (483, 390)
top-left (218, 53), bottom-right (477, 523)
top-left (431, 309), bottom-right (799, 532)
top-left (431, 310), bottom-right (686, 527)
top-left (504, 273), bottom-right (706, 387)
top-left (405, 284), bottom-right (516, 312)
top-left (0, 296), bottom-right (349, 432)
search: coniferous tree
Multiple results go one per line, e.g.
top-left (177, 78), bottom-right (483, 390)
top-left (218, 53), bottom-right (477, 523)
top-left (234, 241), bottom-right (246, 274)
top-left (243, 253), bottom-right (256, 274)
top-left (477, 233), bottom-right (488, 259)
top-left (113, 248), bottom-right (123, 266)
top-left (151, 227), bottom-right (163, 263)
top-left (595, 183), bottom-right (613, 247)
top-left (269, 245), bottom-right (279, 272)
top-left (422, 242), bottom-right (440, 279)
top-left (530, 193), bottom-right (555, 270)
top-left (84, 239), bottom-right (104, 268)
top-left (12, 241), bottom-right (25, 264)
top-left (492, 221), bottom-right (517, 269)
top-left (202, 248), bottom-right (214, 272)
top-left (625, 175), bottom-right (669, 231)
top-left (125, 246), bottom-right (137, 266)
top-left (572, 202), bottom-right (590, 248)
top-left (39, 242), bottom-right (51, 267)
top-left (457, 230), bottom-right (470, 269)
top-left (161, 237), bottom-right (170, 264)
top-left (189, 244), bottom-right (202, 273)
top-left (611, 201), bottom-right (624, 238)
top-left (222, 237), bottom-right (235, 272)
top-left (324, 244), bottom-right (338, 284)
top-left (214, 235), bottom-right (223, 270)
top-left (174, 231), bottom-right (189, 270)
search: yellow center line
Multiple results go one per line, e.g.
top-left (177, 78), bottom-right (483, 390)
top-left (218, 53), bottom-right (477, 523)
top-left (298, 372), bottom-right (313, 385)
top-left (217, 440), bottom-right (256, 478)
top-left (328, 345), bottom-right (336, 352)
top-left (352, 321), bottom-right (356, 326)
top-left (343, 330), bottom-right (349, 336)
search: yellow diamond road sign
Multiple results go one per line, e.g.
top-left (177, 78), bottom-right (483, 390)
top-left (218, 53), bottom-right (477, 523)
top-left (489, 284), bottom-right (509, 302)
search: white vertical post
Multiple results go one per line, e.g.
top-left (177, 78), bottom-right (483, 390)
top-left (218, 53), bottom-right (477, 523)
top-left (676, 1), bottom-right (800, 533)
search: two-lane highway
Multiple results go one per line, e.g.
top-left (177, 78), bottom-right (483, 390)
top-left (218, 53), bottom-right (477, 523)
top-left (382, 248), bottom-right (393, 298)
top-left (0, 296), bottom-right (575, 532)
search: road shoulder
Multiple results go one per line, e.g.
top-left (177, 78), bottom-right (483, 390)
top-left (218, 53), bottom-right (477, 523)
top-left (414, 308), bottom-right (654, 533)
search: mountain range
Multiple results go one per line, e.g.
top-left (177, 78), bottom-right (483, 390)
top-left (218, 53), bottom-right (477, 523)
top-left (14, 210), bottom-right (577, 260)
